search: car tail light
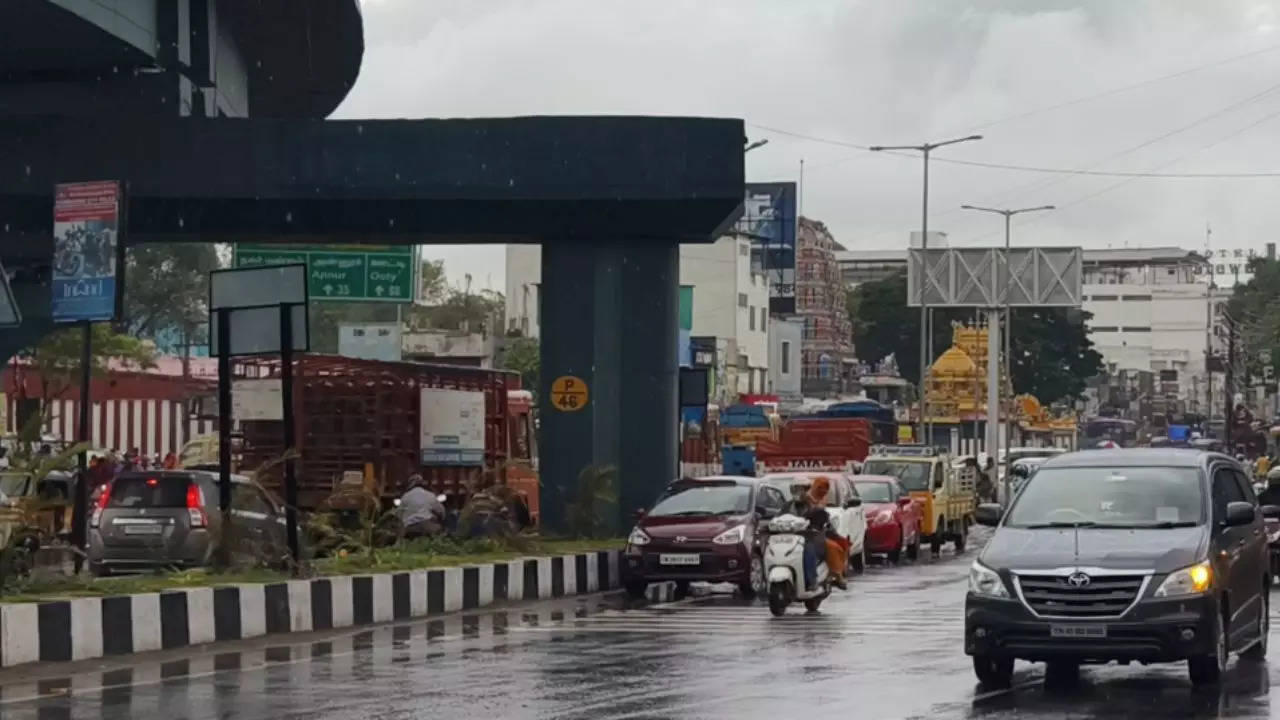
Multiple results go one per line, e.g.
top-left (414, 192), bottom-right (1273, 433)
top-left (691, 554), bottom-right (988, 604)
top-left (186, 483), bottom-right (208, 528)
top-left (90, 482), bottom-right (112, 528)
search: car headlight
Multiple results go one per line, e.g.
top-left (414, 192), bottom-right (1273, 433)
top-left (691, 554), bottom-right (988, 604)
top-left (968, 561), bottom-right (1010, 598)
top-left (872, 510), bottom-right (894, 524)
top-left (627, 527), bottom-right (650, 546)
top-left (712, 525), bottom-right (747, 545)
top-left (1153, 561), bottom-right (1212, 598)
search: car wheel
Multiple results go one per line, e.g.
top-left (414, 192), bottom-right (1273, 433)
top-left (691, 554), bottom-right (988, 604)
top-left (768, 584), bottom-right (789, 617)
top-left (972, 654), bottom-right (1013, 688)
top-left (906, 531), bottom-right (921, 561)
top-left (624, 579), bottom-right (647, 600)
top-left (887, 526), bottom-right (903, 563)
top-left (954, 520), bottom-right (968, 553)
top-left (851, 548), bottom-right (866, 574)
top-left (740, 554), bottom-right (765, 599)
top-left (1242, 582), bottom-right (1269, 661)
top-left (1188, 610), bottom-right (1228, 686)
top-left (1044, 660), bottom-right (1080, 688)
top-left (930, 523), bottom-right (943, 554)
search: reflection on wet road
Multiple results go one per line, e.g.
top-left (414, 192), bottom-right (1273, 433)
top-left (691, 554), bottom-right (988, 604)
top-left (4, 529), bottom-right (1279, 719)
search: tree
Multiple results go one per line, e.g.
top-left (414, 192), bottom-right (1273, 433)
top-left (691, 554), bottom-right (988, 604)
top-left (848, 270), bottom-right (1102, 404)
top-left (17, 325), bottom-right (156, 423)
top-left (1227, 257), bottom-right (1280, 382)
top-left (123, 243), bottom-right (221, 348)
top-left (498, 336), bottom-right (539, 396)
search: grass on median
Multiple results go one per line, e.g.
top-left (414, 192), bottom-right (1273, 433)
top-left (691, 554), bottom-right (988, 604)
top-left (0, 537), bottom-right (625, 603)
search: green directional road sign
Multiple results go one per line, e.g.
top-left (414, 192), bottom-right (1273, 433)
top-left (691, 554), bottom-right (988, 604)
top-left (233, 244), bottom-right (416, 303)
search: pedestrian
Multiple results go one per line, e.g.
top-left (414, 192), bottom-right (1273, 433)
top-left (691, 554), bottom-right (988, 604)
top-left (398, 475), bottom-right (445, 539)
top-left (982, 456), bottom-right (998, 503)
top-left (163, 451), bottom-right (179, 470)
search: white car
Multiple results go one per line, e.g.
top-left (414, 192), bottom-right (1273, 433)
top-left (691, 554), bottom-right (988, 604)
top-left (760, 472), bottom-right (868, 573)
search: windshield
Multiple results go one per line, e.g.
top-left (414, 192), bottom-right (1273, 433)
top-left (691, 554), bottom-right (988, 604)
top-left (1005, 466), bottom-right (1205, 528)
top-left (853, 482), bottom-right (892, 503)
top-left (648, 483), bottom-right (751, 517)
top-left (108, 476), bottom-right (191, 509)
top-left (863, 460), bottom-right (930, 492)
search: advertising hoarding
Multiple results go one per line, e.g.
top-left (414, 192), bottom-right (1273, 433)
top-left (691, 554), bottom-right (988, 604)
top-left (420, 387), bottom-right (486, 466)
top-left (52, 180), bottom-right (122, 322)
top-left (736, 182), bottom-right (797, 315)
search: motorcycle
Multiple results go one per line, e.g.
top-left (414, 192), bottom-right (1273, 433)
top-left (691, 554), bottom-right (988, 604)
top-left (764, 513), bottom-right (832, 616)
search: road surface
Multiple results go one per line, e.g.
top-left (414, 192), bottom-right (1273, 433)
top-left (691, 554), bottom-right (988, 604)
top-left (3, 529), bottom-right (1279, 719)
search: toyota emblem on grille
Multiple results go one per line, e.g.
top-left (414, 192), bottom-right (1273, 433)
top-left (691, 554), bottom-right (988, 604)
top-left (1067, 572), bottom-right (1092, 587)
top-left (674, 536), bottom-right (688, 543)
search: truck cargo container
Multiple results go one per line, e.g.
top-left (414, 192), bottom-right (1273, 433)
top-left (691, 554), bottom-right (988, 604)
top-left (232, 355), bottom-right (537, 518)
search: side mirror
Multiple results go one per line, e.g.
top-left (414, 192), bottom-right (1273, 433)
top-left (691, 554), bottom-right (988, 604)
top-left (755, 505), bottom-right (776, 520)
top-left (843, 498), bottom-right (862, 509)
top-left (896, 496), bottom-right (912, 508)
top-left (974, 503), bottom-right (1003, 527)
top-left (632, 507), bottom-right (647, 522)
top-left (1262, 504), bottom-right (1280, 519)
top-left (1224, 501), bottom-right (1256, 527)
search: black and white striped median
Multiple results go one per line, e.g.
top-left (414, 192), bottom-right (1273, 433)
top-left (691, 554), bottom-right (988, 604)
top-left (0, 550), bottom-right (622, 668)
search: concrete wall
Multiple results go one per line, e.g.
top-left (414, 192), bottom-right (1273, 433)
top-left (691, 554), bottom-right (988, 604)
top-left (505, 244), bottom-right (541, 338)
top-left (768, 316), bottom-right (803, 403)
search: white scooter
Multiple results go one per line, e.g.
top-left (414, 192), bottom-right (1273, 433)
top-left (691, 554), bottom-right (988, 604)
top-left (764, 513), bottom-right (832, 616)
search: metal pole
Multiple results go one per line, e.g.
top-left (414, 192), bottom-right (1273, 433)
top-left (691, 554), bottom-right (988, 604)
top-left (217, 308), bottom-right (232, 514)
top-left (918, 148), bottom-right (930, 444)
top-left (280, 306), bottom-right (300, 564)
top-left (1226, 318), bottom-right (1236, 449)
top-left (1003, 212), bottom-right (1012, 482)
top-left (71, 320), bottom-right (92, 572)
top-left (988, 308), bottom-right (1003, 506)
top-left (1206, 280), bottom-right (1214, 434)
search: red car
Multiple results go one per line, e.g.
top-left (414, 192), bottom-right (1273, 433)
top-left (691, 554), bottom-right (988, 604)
top-left (622, 476), bottom-right (786, 599)
top-left (852, 475), bottom-right (922, 562)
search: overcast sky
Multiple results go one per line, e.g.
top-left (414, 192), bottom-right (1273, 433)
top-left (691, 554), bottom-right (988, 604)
top-left (337, 0), bottom-right (1280, 289)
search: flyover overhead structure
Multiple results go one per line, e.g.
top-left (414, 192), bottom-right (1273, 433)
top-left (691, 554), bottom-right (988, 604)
top-left (0, 1), bottom-right (745, 533)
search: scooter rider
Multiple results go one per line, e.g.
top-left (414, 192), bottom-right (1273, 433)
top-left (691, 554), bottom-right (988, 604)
top-left (785, 479), bottom-right (848, 592)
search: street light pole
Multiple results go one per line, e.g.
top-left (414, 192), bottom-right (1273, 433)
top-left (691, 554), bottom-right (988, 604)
top-left (870, 135), bottom-right (983, 445)
top-left (959, 203), bottom-right (1054, 503)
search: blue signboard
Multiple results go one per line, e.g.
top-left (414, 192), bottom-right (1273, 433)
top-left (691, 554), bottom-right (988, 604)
top-left (736, 182), bottom-right (797, 315)
top-left (51, 181), bottom-right (121, 323)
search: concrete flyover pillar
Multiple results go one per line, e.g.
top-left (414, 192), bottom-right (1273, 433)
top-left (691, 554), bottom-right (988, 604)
top-left (539, 240), bottom-right (679, 535)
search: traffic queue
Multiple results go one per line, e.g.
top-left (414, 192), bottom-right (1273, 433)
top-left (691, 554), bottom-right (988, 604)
top-left (622, 444), bottom-right (979, 615)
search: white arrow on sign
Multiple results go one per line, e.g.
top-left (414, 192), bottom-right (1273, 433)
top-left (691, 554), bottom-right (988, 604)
top-left (374, 285), bottom-right (385, 296)
top-left (323, 284), bottom-right (333, 295)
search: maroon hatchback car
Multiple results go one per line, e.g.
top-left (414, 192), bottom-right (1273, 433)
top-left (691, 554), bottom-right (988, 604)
top-left (623, 476), bottom-right (787, 599)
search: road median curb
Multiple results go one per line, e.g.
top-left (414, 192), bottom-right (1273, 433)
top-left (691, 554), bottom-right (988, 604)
top-left (0, 549), bottom-right (622, 668)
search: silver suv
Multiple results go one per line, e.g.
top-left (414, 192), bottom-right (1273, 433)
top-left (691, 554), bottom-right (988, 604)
top-left (88, 471), bottom-right (289, 575)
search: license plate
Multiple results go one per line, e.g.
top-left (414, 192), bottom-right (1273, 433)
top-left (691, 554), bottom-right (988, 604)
top-left (659, 553), bottom-right (700, 566)
top-left (1050, 624), bottom-right (1107, 639)
top-left (124, 525), bottom-right (163, 536)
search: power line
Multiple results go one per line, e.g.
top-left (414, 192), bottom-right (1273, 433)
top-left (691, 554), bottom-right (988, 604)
top-left (958, 41), bottom-right (1280, 132)
top-left (746, 122), bottom-right (1280, 178)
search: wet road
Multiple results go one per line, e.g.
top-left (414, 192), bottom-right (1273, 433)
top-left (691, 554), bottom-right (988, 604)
top-left (4, 530), bottom-right (1280, 719)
